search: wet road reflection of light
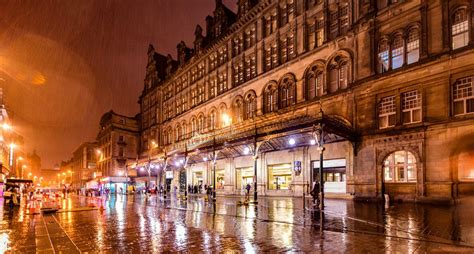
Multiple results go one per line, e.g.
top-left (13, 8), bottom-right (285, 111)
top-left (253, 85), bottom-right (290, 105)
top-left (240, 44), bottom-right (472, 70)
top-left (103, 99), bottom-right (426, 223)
top-left (0, 232), bottom-right (9, 253)
top-left (6, 195), bottom-right (474, 252)
top-left (174, 221), bottom-right (187, 249)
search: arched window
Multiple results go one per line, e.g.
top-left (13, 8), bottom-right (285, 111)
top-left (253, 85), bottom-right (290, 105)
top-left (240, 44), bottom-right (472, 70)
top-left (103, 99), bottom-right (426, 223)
top-left (219, 104), bottom-right (231, 127)
top-left (378, 39), bottom-right (390, 73)
top-left (163, 129), bottom-right (168, 145)
top-left (244, 92), bottom-right (257, 120)
top-left (233, 97), bottom-right (244, 123)
top-left (306, 64), bottom-right (325, 100)
top-left (167, 128), bottom-right (173, 145)
top-left (383, 151), bottom-right (417, 182)
top-left (263, 83), bottom-right (278, 113)
top-left (407, 27), bottom-right (420, 64)
top-left (176, 124), bottom-right (182, 141)
top-left (191, 117), bottom-right (197, 136)
top-left (328, 55), bottom-right (350, 93)
top-left (391, 34), bottom-right (404, 69)
top-left (452, 8), bottom-right (469, 50)
top-left (198, 114), bottom-right (205, 133)
top-left (209, 109), bottom-right (217, 130)
top-left (182, 121), bottom-right (187, 139)
top-left (279, 75), bottom-right (296, 109)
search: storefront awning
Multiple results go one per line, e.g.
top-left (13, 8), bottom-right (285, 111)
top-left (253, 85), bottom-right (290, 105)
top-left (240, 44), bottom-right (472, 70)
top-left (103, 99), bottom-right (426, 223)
top-left (142, 113), bottom-right (359, 168)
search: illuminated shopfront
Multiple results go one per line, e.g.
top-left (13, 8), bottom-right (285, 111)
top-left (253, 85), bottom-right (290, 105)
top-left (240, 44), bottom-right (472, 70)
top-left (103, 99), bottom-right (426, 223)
top-left (268, 164), bottom-right (292, 190)
top-left (236, 167), bottom-right (253, 191)
top-left (192, 171), bottom-right (203, 186)
top-left (211, 169), bottom-right (225, 189)
top-left (312, 159), bottom-right (347, 193)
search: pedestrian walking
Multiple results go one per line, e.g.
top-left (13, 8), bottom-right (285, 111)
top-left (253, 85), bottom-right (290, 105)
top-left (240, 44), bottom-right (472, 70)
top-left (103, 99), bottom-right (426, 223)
top-left (245, 183), bottom-right (251, 202)
top-left (206, 185), bottom-right (212, 201)
top-left (310, 181), bottom-right (320, 208)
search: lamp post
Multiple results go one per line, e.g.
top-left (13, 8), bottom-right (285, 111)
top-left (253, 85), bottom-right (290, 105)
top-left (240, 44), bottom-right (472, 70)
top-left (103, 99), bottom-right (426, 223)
top-left (312, 122), bottom-right (325, 210)
top-left (212, 136), bottom-right (217, 202)
top-left (21, 164), bottom-right (27, 179)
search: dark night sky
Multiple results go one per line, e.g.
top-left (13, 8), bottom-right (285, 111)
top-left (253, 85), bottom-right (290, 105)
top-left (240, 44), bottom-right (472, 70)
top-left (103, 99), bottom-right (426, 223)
top-left (0, 0), bottom-right (236, 168)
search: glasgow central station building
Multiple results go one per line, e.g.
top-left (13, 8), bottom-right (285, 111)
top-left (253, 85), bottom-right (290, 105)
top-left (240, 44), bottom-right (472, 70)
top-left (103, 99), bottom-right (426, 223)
top-left (131, 0), bottom-right (474, 203)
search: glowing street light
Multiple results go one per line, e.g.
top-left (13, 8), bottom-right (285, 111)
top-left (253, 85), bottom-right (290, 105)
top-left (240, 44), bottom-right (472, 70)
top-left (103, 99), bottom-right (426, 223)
top-left (288, 138), bottom-right (296, 146)
top-left (2, 123), bottom-right (11, 131)
top-left (310, 139), bottom-right (316, 145)
top-left (9, 143), bottom-right (16, 149)
top-left (221, 113), bottom-right (232, 127)
top-left (243, 147), bottom-right (250, 155)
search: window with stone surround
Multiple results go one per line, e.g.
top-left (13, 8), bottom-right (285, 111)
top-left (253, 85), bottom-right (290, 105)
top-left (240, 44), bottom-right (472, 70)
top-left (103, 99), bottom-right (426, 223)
top-left (383, 151), bottom-right (417, 183)
top-left (378, 96), bottom-right (396, 129)
top-left (407, 27), bottom-right (420, 64)
top-left (218, 46), bottom-right (228, 66)
top-left (209, 109), bottom-right (217, 130)
top-left (197, 84), bottom-right (205, 104)
top-left (402, 90), bottom-right (422, 124)
top-left (306, 64), bottom-right (324, 100)
top-left (209, 53), bottom-right (218, 71)
top-left (452, 8), bottom-right (470, 50)
top-left (197, 63), bottom-right (205, 79)
top-left (209, 77), bottom-right (217, 99)
top-left (176, 124), bottom-right (182, 141)
top-left (233, 35), bottom-right (244, 57)
top-left (217, 73), bottom-right (227, 95)
top-left (391, 34), bottom-right (404, 69)
top-left (245, 54), bottom-right (257, 81)
top-left (280, 32), bottom-right (296, 64)
top-left (279, 75), bottom-right (296, 109)
top-left (244, 24), bottom-right (256, 50)
top-left (280, 0), bottom-right (295, 26)
top-left (339, 4), bottom-right (349, 34)
top-left (233, 61), bottom-right (245, 86)
top-left (378, 39), bottom-right (390, 73)
top-left (263, 10), bottom-right (278, 37)
top-left (264, 42), bottom-right (279, 72)
top-left (453, 76), bottom-right (474, 116)
top-left (190, 87), bottom-right (197, 107)
top-left (316, 16), bottom-right (325, 47)
top-left (264, 82), bottom-right (278, 113)
top-left (198, 114), bottom-right (205, 133)
top-left (191, 117), bottom-right (197, 136)
top-left (306, 19), bottom-right (317, 50)
top-left (244, 92), bottom-right (257, 120)
top-left (233, 96), bottom-right (244, 123)
top-left (328, 54), bottom-right (350, 93)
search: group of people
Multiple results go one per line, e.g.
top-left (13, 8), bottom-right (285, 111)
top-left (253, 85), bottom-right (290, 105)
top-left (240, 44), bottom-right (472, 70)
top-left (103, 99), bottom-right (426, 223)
top-left (188, 184), bottom-right (204, 194)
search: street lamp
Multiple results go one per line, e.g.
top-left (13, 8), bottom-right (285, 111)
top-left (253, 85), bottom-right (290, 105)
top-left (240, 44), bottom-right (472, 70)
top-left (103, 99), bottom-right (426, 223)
top-left (312, 123), bottom-right (325, 210)
top-left (21, 165), bottom-right (27, 179)
top-left (2, 123), bottom-right (11, 131)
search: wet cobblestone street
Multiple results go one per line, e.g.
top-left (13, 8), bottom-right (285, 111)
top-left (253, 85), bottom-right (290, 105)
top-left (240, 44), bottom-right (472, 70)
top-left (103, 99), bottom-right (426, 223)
top-left (1, 194), bottom-right (474, 253)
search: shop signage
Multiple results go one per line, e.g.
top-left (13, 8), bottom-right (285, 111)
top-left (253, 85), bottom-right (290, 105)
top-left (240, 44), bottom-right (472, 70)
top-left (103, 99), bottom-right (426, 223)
top-left (294, 161), bottom-right (302, 176)
top-left (166, 171), bottom-right (173, 179)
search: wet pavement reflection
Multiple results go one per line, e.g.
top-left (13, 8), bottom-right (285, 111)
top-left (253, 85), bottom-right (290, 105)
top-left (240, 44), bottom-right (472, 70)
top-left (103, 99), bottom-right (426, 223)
top-left (1, 194), bottom-right (474, 252)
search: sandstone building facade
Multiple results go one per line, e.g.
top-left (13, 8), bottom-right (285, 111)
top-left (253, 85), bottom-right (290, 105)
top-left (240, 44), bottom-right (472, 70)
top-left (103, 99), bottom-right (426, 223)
top-left (96, 111), bottom-right (140, 193)
top-left (134, 0), bottom-right (474, 202)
